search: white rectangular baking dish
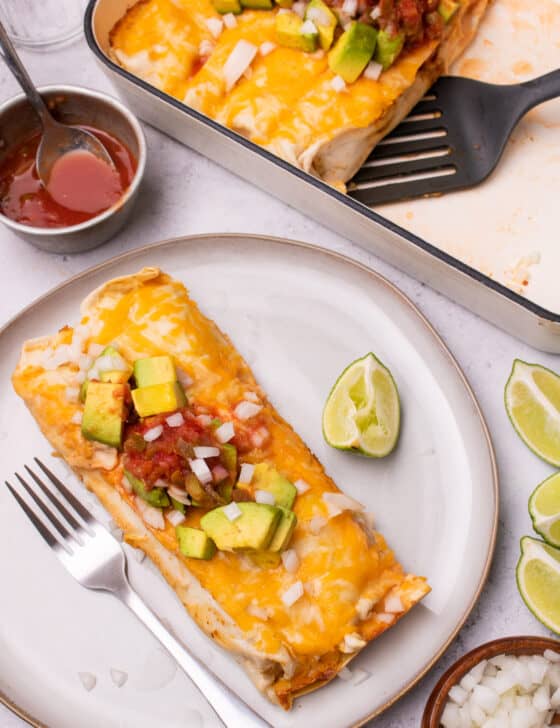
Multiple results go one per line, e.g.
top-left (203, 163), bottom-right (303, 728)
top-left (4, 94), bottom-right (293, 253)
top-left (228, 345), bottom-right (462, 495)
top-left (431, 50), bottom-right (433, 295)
top-left (85, 0), bottom-right (560, 351)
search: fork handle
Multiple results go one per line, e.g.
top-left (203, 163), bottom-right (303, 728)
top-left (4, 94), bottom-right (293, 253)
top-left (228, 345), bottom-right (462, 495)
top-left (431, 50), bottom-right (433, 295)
top-left (518, 69), bottom-right (560, 113)
top-left (117, 584), bottom-right (270, 728)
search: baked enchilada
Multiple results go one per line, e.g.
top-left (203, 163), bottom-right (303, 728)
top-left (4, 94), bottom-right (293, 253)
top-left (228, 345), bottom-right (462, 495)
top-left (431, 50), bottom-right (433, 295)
top-left (109, 0), bottom-right (488, 187)
top-left (12, 267), bottom-right (429, 708)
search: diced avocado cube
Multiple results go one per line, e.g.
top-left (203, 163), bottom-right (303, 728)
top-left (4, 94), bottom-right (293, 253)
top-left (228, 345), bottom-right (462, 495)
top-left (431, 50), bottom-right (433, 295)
top-left (212, 0), bottom-right (242, 13)
top-left (438, 0), bottom-right (459, 22)
top-left (221, 443), bottom-right (237, 474)
top-left (124, 470), bottom-right (170, 508)
top-left (170, 497), bottom-right (186, 513)
top-left (305, 0), bottom-right (337, 51)
top-left (200, 502), bottom-right (281, 551)
top-left (176, 525), bottom-right (216, 559)
top-left (374, 28), bottom-right (404, 70)
top-left (328, 21), bottom-right (378, 83)
top-left (81, 381), bottom-right (127, 448)
top-left (132, 381), bottom-right (187, 417)
top-left (100, 369), bottom-right (130, 384)
top-left (252, 463), bottom-right (297, 509)
top-left (242, 0), bottom-right (273, 7)
top-left (268, 507), bottom-right (297, 552)
top-left (276, 0), bottom-right (293, 7)
top-left (275, 11), bottom-right (318, 53)
top-left (133, 355), bottom-right (177, 388)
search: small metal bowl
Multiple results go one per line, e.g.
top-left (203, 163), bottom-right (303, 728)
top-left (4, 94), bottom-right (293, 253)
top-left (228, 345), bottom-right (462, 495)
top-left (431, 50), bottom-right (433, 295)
top-left (422, 635), bottom-right (560, 727)
top-left (0, 85), bottom-right (146, 254)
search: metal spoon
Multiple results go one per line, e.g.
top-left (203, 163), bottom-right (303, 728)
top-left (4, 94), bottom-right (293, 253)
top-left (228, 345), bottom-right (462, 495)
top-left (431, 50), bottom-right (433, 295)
top-left (0, 20), bottom-right (114, 187)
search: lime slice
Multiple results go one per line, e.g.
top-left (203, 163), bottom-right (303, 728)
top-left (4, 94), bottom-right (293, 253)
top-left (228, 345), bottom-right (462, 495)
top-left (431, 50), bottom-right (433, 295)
top-left (322, 353), bottom-right (400, 457)
top-left (529, 471), bottom-right (560, 547)
top-left (517, 536), bottom-right (560, 634)
top-left (504, 359), bottom-right (560, 466)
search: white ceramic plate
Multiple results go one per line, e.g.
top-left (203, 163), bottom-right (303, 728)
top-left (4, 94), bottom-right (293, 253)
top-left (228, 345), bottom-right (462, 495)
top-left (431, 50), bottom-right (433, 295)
top-left (0, 235), bottom-right (497, 728)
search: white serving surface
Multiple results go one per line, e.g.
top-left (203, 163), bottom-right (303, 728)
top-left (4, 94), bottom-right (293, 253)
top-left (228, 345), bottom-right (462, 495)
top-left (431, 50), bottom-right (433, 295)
top-left (0, 31), bottom-right (558, 728)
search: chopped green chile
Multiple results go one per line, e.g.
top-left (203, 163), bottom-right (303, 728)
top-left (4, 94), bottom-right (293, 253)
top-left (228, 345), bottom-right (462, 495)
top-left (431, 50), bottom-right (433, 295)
top-left (124, 432), bottom-right (146, 453)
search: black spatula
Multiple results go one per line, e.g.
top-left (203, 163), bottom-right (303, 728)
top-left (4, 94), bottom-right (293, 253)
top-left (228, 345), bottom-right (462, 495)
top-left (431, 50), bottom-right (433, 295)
top-left (347, 69), bottom-right (560, 206)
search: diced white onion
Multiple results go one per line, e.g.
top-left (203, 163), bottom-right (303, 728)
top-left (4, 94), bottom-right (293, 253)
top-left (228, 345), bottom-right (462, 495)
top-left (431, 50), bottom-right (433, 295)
top-left (205, 17), bottom-right (223, 38)
top-left (300, 19), bottom-right (317, 34)
top-left (342, 0), bottom-right (357, 15)
top-left (370, 5), bottom-right (381, 19)
top-left (71, 411), bottom-right (83, 425)
top-left (222, 12), bottom-right (237, 28)
top-left (194, 446), bottom-right (220, 459)
top-left (306, 5), bottom-right (330, 25)
top-left (281, 549), bottom-right (299, 573)
top-left (295, 479), bottom-right (310, 494)
top-left (352, 668), bottom-right (371, 686)
top-left (238, 463), bottom-right (255, 484)
top-left (176, 368), bottom-right (193, 388)
top-left (356, 597), bottom-right (374, 620)
top-left (144, 425), bottom-right (164, 442)
top-left (259, 41), bottom-right (276, 56)
top-left (337, 667), bottom-right (354, 682)
top-left (384, 594), bottom-right (404, 613)
top-left (65, 386), bottom-right (80, 401)
top-left (223, 501), bottom-right (242, 521)
top-left (376, 612), bottom-right (394, 624)
top-left (323, 492), bottom-right (364, 518)
top-left (75, 370), bottom-right (87, 384)
top-left (189, 458), bottom-right (213, 484)
top-left (168, 485), bottom-right (192, 505)
top-left (215, 421), bottom-right (235, 443)
top-left (110, 668), bottom-right (128, 687)
top-left (292, 1), bottom-right (307, 17)
top-left (247, 603), bottom-right (269, 620)
top-left (309, 516), bottom-right (327, 534)
top-left (87, 343), bottom-right (104, 358)
top-left (244, 391), bottom-right (259, 402)
top-left (166, 412), bottom-right (185, 427)
top-left (223, 40), bottom-right (257, 91)
top-left (342, 632), bottom-right (367, 653)
top-left (330, 75), bottom-right (346, 92)
top-left (78, 353), bottom-right (93, 371)
top-left (255, 489), bottom-right (275, 505)
top-left (281, 580), bottom-right (304, 607)
top-left (199, 39), bottom-right (215, 57)
top-left (235, 400), bottom-right (263, 420)
top-left (251, 427), bottom-right (269, 448)
top-left (363, 60), bottom-right (383, 81)
top-left (166, 509), bottom-right (186, 527)
top-left (78, 672), bottom-right (97, 691)
top-left (196, 414), bottom-right (213, 426)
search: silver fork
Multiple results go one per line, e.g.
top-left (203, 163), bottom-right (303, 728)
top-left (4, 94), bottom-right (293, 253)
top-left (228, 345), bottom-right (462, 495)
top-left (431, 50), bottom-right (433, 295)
top-left (5, 458), bottom-right (269, 728)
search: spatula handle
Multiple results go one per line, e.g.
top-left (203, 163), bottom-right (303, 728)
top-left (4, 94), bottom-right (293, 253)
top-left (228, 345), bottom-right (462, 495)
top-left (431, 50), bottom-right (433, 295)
top-left (518, 69), bottom-right (560, 112)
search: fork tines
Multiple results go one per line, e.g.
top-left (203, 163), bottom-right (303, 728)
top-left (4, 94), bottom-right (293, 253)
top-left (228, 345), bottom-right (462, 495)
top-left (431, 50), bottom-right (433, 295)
top-left (6, 457), bottom-right (93, 550)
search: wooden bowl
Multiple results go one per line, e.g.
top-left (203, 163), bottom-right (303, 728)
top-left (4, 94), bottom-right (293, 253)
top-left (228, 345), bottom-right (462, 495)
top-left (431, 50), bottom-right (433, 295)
top-left (422, 636), bottom-right (560, 727)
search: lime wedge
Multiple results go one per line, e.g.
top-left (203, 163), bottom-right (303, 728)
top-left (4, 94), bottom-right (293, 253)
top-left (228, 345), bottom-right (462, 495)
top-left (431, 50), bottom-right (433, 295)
top-left (517, 536), bottom-right (560, 634)
top-left (504, 359), bottom-right (560, 466)
top-left (529, 472), bottom-right (560, 547)
top-left (322, 353), bottom-right (400, 457)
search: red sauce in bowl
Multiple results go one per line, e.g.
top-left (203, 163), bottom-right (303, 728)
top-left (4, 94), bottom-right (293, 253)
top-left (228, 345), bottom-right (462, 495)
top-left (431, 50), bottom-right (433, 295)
top-left (0, 125), bottom-right (137, 228)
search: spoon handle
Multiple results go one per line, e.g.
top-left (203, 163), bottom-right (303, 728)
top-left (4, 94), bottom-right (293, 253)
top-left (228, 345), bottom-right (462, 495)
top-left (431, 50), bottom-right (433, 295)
top-left (0, 20), bottom-right (53, 128)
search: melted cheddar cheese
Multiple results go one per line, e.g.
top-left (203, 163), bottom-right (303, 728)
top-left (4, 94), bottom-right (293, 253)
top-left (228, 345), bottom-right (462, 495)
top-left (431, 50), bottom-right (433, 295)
top-left (13, 268), bottom-right (429, 706)
top-left (110, 0), bottom-right (438, 162)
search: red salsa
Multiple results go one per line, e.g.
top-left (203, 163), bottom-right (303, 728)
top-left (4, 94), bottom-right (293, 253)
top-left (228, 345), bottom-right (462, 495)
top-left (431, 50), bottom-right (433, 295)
top-left (0, 125), bottom-right (137, 228)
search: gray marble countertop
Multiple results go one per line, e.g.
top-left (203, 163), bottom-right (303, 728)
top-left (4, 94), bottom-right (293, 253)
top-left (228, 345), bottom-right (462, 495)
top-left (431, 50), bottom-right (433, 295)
top-left (0, 30), bottom-right (557, 728)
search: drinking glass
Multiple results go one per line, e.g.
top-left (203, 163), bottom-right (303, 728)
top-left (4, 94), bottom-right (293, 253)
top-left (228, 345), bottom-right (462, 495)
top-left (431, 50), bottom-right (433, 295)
top-left (0, 0), bottom-right (87, 50)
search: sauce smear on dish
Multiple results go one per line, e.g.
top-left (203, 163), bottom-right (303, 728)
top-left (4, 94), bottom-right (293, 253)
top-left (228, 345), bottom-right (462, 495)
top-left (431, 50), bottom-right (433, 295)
top-left (0, 126), bottom-right (136, 228)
